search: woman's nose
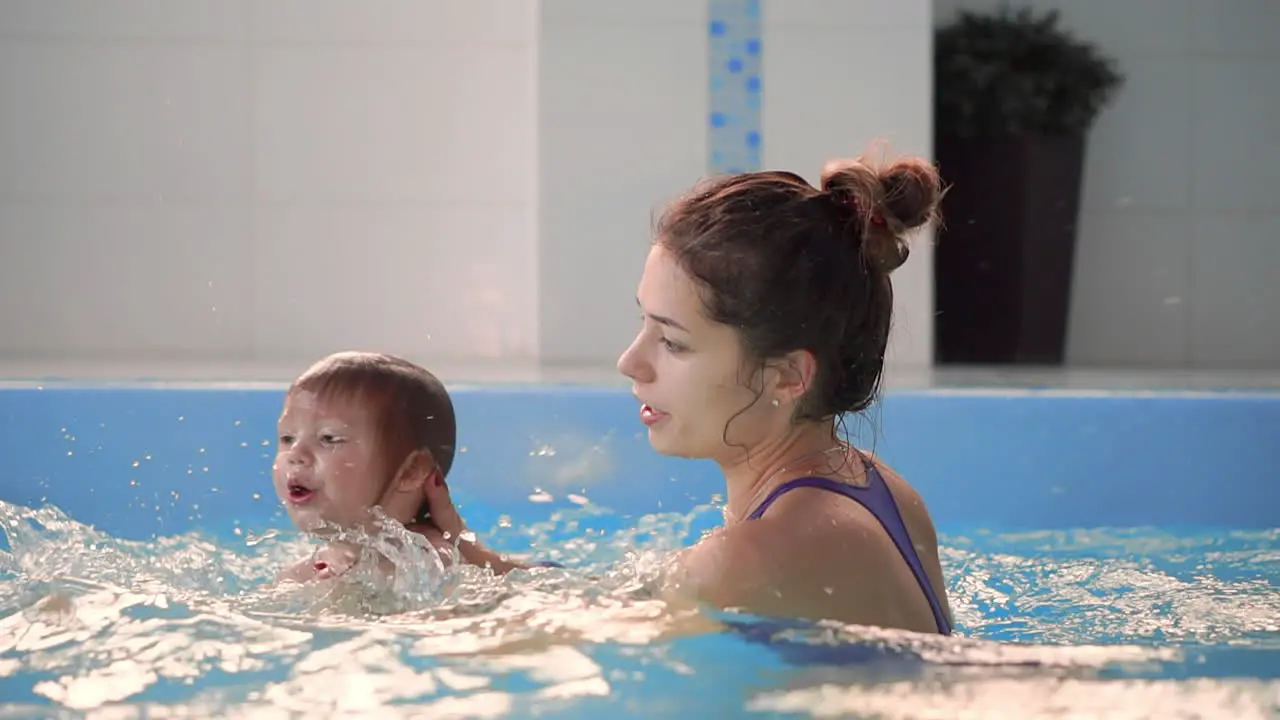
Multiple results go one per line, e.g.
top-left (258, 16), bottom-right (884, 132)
top-left (617, 336), bottom-right (653, 383)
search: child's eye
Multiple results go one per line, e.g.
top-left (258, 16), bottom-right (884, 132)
top-left (320, 434), bottom-right (344, 444)
top-left (278, 434), bottom-right (295, 445)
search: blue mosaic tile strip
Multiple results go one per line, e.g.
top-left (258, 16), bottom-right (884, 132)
top-left (708, 0), bottom-right (762, 174)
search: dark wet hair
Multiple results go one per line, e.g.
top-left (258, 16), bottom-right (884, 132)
top-left (288, 351), bottom-right (457, 522)
top-left (655, 154), bottom-right (943, 423)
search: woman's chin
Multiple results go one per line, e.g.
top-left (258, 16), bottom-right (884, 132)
top-left (648, 428), bottom-right (699, 459)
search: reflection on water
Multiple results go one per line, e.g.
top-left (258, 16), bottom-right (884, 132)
top-left (1, 501), bottom-right (1278, 718)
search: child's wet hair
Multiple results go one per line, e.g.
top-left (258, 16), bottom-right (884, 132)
top-left (288, 351), bottom-right (457, 520)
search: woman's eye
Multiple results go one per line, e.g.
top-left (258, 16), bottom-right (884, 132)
top-left (661, 337), bottom-right (688, 353)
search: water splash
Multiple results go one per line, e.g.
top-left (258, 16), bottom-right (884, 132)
top-left (1, 501), bottom-right (1278, 717)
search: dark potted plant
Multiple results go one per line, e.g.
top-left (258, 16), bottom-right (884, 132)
top-left (932, 7), bottom-right (1124, 365)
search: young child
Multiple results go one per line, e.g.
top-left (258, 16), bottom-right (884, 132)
top-left (271, 351), bottom-right (523, 584)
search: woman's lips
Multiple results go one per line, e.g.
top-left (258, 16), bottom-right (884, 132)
top-left (640, 403), bottom-right (669, 427)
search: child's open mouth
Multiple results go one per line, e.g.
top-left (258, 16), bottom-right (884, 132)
top-left (287, 482), bottom-right (316, 504)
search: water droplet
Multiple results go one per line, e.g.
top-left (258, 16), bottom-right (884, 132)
top-left (567, 494), bottom-right (589, 505)
top-left (234, 420), bottom-right (242, 426)
top-left (199, 448), bottom-right (206, 454)
top-left (132, 461), bottom-right (140, 467)
top-left (528, 490), bottom-right (553, 503)
top-left (530, 444), bottom-right (556, 457)
top-left (177, 416), bottom-right (184, 422)
top-left (252, 493), bottom-right (261, 500)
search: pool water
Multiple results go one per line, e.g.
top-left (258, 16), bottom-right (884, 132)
top-left (2, 383), bottom-right (1279, 717)
top-left (2, 499), bottom-right (1278, 718)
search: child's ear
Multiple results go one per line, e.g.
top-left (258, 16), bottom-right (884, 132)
top-left (393, 449), bottom-right (438, 492)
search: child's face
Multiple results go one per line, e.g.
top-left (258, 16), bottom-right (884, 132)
top-left (272, 389), bottom-right (400, 532)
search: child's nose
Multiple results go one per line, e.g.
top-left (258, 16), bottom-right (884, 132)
top-left (287, 443), bottom-right (314, 466)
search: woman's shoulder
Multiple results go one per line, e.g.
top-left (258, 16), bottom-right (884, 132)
top-left (861, 457), bottom-right (943, 554)
top-left (669, 514), bottom-right (907, 626)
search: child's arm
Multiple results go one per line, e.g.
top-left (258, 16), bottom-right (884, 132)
top-left (275, 557), bottom-right (318, 583)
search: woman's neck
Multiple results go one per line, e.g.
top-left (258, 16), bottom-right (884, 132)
top-left (720, 421), bottom-right (845, 525)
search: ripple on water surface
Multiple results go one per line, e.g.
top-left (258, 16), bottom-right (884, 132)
top-left (1, 501), bottom-right (1278, 718)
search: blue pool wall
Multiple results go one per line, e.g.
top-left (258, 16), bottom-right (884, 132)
top-left (1, 384), bottom-right (1278, 542)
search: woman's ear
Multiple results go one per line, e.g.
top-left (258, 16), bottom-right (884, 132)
top-left (769, 349), bottom-right (818, 405)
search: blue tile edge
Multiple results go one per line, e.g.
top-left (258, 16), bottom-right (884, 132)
top-left (708, 0), bottom-right (762, 174)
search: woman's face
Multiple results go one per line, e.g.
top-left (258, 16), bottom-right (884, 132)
top-left (617, 244), bottom-right (779, 462)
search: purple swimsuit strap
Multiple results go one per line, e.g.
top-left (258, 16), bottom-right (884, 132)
top-left (746, 456), bottom-right (951, 635)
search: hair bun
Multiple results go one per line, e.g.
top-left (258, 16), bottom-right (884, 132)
top-left (878, 162), bottom-right (942, 230)
top-left (819, 155), bottom-right (943, 273)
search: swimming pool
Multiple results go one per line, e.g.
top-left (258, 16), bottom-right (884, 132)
top-left (2, 380), bottom-right (1278, 717)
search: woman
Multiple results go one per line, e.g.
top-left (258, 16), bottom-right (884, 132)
top-left (426, 153), bottom-right (953, 635)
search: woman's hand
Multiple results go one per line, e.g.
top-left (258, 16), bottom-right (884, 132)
top-left (420, 478), bottom-right (526, 575)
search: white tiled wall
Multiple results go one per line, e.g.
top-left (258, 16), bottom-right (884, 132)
top-left (0, 0), bottom-right (940, 378)
top-left (936, 0), bottom-right (1280, 368)
top-left (0, 1), bottom-right (540, 371)
top-left (536, 0), bottom-right (708, 365)
top-left (762, 0), bottom-right (935, 372)
top-left (3, 1), bottom-right (1275, 375)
